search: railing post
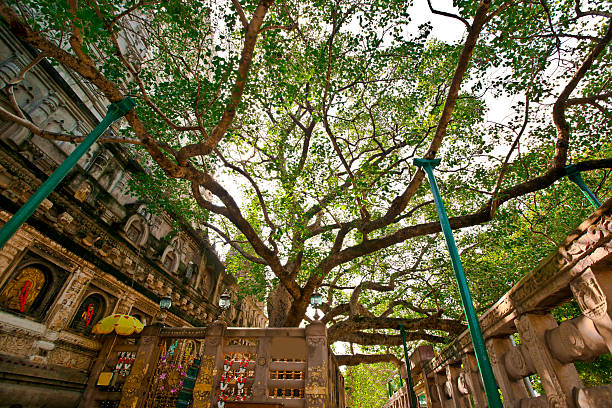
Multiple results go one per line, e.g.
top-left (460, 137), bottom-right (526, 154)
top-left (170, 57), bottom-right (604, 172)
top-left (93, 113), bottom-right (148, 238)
top-left (197, 319), bottom-right (226, 407)
top-left (251, 331), bottom-right (270, 401)
top-left (570, 267), bottom-right (612, 350)
top-left (118, 325), bottom-right (162, 408)
top-left (305, 320), bottom-right (329, 408)
top-left (414, 158), bottom-right (502, 408)
top-left (445, 364), bottom-right (468, 408)
top-left (485, 338), bottom-right (530, 407)
top-left (515, 313), bottom-right (582, 407)
top-left (461, 354), bottom-right (487, 408)
top-left (78, 334), bottom-right (117, 408)
top-left (423, 372), bottom-right (442, 408)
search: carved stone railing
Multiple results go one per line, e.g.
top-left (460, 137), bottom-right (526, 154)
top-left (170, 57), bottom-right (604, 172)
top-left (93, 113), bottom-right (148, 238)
top-left (385, 197), bottom-right (612, 408)
top-left (80, 321), bottom-right (345, 408)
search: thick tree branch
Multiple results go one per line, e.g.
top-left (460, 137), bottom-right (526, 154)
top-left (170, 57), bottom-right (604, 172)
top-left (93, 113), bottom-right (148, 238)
top-left (176, 0), bottom-right (273, 164)
top-left (335, 353), bottom-right (401, 367)
top-left (0, 105), bottom-right (143, 145)
top-left (318, 158), bottom-right (612, 275)
top-left (360, 0), bottom-right (492, 234)
top-left (426, 0), bottom-right (471, 29)
top-left (331, 331), bottom-right (446, 346)
top-left (551, 21), bottom-right (612, 168)
top-left (231, 0), bottom-right (249, 30)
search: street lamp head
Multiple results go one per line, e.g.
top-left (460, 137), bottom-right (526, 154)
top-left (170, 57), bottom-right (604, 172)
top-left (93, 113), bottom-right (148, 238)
top-left (159, 295), bottom-right (172, 310)
top-left (310, 292), bottom-right (322, 308)
top-left (219, 292), bottom-right (231, 309)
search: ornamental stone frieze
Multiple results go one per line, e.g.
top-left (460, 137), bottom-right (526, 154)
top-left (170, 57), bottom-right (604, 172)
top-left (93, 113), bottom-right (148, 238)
top-left (0, 148), bottom-right (211, 325)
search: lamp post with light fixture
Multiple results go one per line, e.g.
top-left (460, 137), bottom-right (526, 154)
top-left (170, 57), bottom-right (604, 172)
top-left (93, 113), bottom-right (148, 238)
top-left (216, 292), bottom-right (231, 321)
top-left (153, 295), bottom-right (172, 327)
top-left (310, 292), bottom-right (323, 320)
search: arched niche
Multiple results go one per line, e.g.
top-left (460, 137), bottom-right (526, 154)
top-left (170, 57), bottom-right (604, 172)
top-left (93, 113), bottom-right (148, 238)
top-left (0, 259), bottom-right (65, 320)
top-left (161, 236), bottom-right (183, 274)
top-left (69, 292), bottom-right (108, 335)
top-left (124, 213), bottom-right (149, 247)
top-left (0, 266), bottom-right (47, 314)
top-left (160, 245), bottom-right (180, 274)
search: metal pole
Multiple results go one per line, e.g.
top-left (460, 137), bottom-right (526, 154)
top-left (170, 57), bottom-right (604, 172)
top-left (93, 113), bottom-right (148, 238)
top-left (0, 97), bottom-right (135, 249)
top-left (399, 324), bottom-right (418, 408)
top-left (509, 335), bottom-right (537, 397)
top-left (413, 158), bottom-right (502, 408)
top-left (388, 381), bottom-right (393, 397)
top-left (565, 165), bottom-right (601, 209)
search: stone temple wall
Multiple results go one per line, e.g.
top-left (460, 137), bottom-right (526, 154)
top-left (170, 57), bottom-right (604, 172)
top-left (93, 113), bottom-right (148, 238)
top-left (0, 19), bottom-right (266, 408)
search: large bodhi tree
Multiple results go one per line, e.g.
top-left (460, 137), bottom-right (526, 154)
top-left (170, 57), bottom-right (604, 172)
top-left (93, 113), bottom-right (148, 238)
top-left (0, 0), bottom-right (611, 365)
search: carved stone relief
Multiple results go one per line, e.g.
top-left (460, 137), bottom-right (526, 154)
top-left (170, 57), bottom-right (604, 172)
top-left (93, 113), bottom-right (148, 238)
top-left (571, 272), bottom-right (607, 320)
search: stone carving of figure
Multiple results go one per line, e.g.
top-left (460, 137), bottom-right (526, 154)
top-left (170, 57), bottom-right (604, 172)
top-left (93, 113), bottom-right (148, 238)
top-left (74, 181), bottom-right (92, 202)
top-left (184, 261), bottom-right (197, 285)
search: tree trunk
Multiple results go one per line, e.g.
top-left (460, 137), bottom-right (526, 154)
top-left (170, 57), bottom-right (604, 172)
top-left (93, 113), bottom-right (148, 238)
top-left (266, 283), bottom-right (292, 327)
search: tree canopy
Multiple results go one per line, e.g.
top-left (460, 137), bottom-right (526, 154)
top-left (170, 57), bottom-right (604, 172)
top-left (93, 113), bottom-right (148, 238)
top-left (0, 0), bottom-right (611, 367)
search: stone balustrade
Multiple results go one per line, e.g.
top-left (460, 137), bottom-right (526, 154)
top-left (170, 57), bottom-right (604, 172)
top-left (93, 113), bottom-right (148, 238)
top-left (385, 197), bottom-right (612, 408)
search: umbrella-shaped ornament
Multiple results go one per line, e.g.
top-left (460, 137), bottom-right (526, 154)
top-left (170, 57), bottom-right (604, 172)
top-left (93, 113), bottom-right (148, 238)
top-left (92, 314), bottom-right (144, 336)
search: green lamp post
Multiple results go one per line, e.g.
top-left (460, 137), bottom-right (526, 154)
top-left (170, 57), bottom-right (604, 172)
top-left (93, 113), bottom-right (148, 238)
top-left (0, 97), bottom-right (135, 249)
top-left (413, 158), bottom-right (502, 408)
top-left (399, 324), bottom-right (418, 408)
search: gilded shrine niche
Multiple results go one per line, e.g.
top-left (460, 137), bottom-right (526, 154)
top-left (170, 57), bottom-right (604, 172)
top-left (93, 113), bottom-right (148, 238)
top-left (69, 293), bottom-right (107, 335)
top-left (0, 266), bottom-right (46, 314)
top-left (0, 253), bottom-right (68, 320)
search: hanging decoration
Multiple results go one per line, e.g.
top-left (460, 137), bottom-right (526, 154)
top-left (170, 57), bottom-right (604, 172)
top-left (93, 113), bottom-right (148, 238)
top-left (83, 303), bottom-right (95, 327)
top-left (217, 357), bottom-right (251, 404)
top-left (19, 280), bottom-right (32, 312)
top-left (115, 351), bottom-right (136, 377)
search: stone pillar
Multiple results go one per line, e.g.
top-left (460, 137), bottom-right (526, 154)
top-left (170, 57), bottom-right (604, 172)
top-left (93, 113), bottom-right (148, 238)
top-left (191, 328), bottom-right (222, 407)
top-left (118, 325), bottom-right (162, 408)
top-left (423, 372), bottom-right (442, 408)
top-left (461, 353), bottom-right (486, 408)
top-left (198, 320), bottom-right (226, 407)
top-left (252, 332), bottom-right (270, 401)
top-left (486, 337), bottom-right (530, 407)
top-left (433, 370), bottom-right (452, 408)
top-left (47, 267), bottom-right (94, 331)
top-left (516, 313), bottom-right (582, 408)
top-left (78, 334), bottom-right (117, 408)
top-left (445, 364), bottom-right (469, 408)
top-left (305, 320), bottom-right (329, 408)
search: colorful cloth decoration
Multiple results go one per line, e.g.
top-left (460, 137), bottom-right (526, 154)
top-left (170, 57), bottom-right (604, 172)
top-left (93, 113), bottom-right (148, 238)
top-left (91, 314), bottom-right (144, 335)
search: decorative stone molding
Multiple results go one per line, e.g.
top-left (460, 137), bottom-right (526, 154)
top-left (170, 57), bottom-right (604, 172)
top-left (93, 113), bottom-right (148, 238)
top-left (0, 54), bottom-right (26, 88)
top-left (571, 270), bottom-right (607, 320)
